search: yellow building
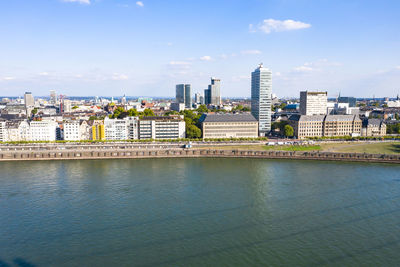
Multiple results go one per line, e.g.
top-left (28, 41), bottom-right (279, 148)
top-left (90, 123), bottom-right (105, 141)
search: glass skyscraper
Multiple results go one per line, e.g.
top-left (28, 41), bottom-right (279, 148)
top-left (251, 64), bottom-right (272, 136)
top-left (176, 84), bottom-right (192, 108)
top-left (204, 77), bottom-right (221, 105)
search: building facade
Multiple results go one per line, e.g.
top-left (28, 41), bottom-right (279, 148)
top-left (194, 93), bottom-right (202, 104)
top-left (204, 78), bottom-right (221, 106)
top-left (24, 92), bottom-right (34, 108)
top-left (338, 96), bottom-right (357, 107)
top-left (63, 121), bottom-right (80, 141)
top-left (300, 91), bottom-right (328, 116)
top-left (361, 119), bottom-right (387, 137)
top-left (90, 122), bottom-right (105, 141)
top-left (288, 114), bottom-right (362, 139)
top-left (0, 120), bottom-right (7, 142)
top-left (138, 116), bottom-right (185, 140)
top-left (176, 84), bottom-right (192, 109)
top-left (251, 64), bottom-right (272, 135)
top-left (104, 117), bottom-right (129, 140)
top-left (200, 113), bottom-right (258, 139)
top-left (30, 121), bottom-right (57, 141)
top-left (323, 115), bottom-right (362, 137)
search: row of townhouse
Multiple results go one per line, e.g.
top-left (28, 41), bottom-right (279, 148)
top-left (0, 115), bottom-right (186, 142)
top-left (0, 119), bottom-right (58, 142)
top-left (65, 115), bottom-right (185, 141)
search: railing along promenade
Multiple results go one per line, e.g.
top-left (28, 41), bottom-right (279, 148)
top-left (0, 143), bottom-right (399, 164)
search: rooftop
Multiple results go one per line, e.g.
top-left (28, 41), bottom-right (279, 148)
top-left (200, 113), bottom-right (257, 123)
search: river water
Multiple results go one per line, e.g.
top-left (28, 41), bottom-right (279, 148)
top-left (1, 158), bottom-right (400, 266)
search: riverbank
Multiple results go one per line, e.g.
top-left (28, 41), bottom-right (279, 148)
top-left (0, 145), bottom-right (399, 164)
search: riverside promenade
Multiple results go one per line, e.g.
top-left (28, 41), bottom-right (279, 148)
top-left (0, 142), bottom-right (399, 164)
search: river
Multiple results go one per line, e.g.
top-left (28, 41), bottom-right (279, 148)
top-left (1, 158), bottom-right (400, 266)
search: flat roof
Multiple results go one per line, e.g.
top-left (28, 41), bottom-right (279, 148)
top-left (200, 113), bottom-right (257, 123)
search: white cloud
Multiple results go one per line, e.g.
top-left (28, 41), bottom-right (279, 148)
top-left (39, 72), bottom-right (49, 76)
top-left (293, 59), bottom-right (341, 73)
top-left (252, 19), bottom-right (311, 34)
top-left (136, 1), bottom-right (144, 7)
top-left (200, 56), bottom-right (212, 61)
top-left (396, 66), bottom-right (400, 70)
top-left (62, 0), bottom-right (90, 4)
top-left (241, 50), bottom-right (262, 55)
top-left (1, 77), bottom-right (16, 81)
top-left (111, 73), bottom-right (129, 80)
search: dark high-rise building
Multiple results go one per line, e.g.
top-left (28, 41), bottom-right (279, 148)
top-left (176, 84), bottom-right (192, 108)
top-left (338, 96), bottom-right (356, 107)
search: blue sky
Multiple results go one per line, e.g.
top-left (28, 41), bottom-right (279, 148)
top-left (0, 0), bottom-right (399, 98)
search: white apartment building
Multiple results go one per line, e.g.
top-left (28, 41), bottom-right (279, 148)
top-left (18, 121), bottom-right (30, 141)
top-left (126, 117), bottom-right (139, 140)
top-left (251, 64), bottom-right (272, 135)
top-left (63, 120), bottom-right (90, 141)
top-left (103, 117), bottom-right (139, 141)
top-left (30, 121), bottom-right (57, 141)
top-left (104, 117), bottom-right (128, 140)
top-left (0, 120), bottom-right (7, 142)
top-left (64, 121), bottom-right (80, 141)
top-left (138, 116), bottom-right (185, 140)
top-left (300, 91), bottom-right (328, 116)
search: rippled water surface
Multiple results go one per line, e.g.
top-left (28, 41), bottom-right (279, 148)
top-left (1, 158), bottom-right (400, 266)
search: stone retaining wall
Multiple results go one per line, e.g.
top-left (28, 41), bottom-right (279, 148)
top-left (0, 148), bottom-right (399, 164)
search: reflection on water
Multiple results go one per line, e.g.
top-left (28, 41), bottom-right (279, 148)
top-left (0, 158), bottom-right (400, 266)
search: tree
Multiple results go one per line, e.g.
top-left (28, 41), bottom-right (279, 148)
top-left (31, 108), bottom-right (38, 115)
top-left (127, 108), bottom-right (138, 117)
top-left (111, 107), bottom-right (126, 118)
top-left (72, 106), bottom-right (78, 109)
top-left (196, 104), bottom-right (208, 114)
top-left (143, 108), bottom-right (155, 117)
top-left (395, 113), bottom-right (400, 120)
top-left (284, 125), bottom-right (294, 137)
top-left (165, 110), bottom-right (179, 116)
top-left (271, 122), bottom-right (280, 131)
top-left (186, 124), bottom-right (202, 138)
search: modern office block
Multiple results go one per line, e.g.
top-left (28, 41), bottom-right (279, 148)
top-left (251, 64), bottom-right (272, 135)
top-left (300, 91), bottom-right (327, 115)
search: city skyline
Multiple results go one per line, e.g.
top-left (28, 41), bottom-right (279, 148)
top-left (0, 0), bottom-right (399, 97)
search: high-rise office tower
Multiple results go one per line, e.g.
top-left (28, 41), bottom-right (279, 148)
top-left (62, 99), bottom-right (72, 113)
top-left (50, 90), bottom-right (57, 104)
top-left (24, 92), bottom-right (34, 108)
top-left (209, 78), bottom-right (221, 105)
top-left (121, 94), bottom-right (127, 105)
top-left (251, 64), bottom-right (272, 135)
top-left (176, 84), bottom-right (192, 108)
top-left (204, 88), bottom-right (210, 105)
top-left (300, 91), bottom-right (328, 115)
top-left (194, 93), bottom-right (202, 104)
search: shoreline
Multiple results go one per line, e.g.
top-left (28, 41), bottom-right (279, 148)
top-left (0, 148), bottom-right (399, 164)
